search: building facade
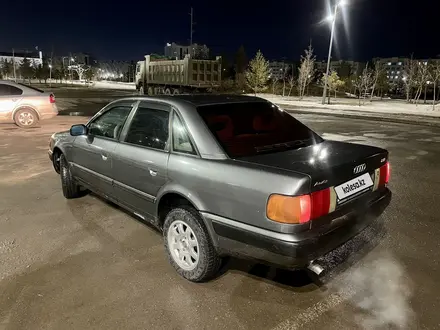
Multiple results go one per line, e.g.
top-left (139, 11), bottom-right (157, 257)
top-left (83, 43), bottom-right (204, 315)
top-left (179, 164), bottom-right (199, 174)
top-left (315, 60), bottom-right (364, 77)
top-left (268, 61), bottom-right (290, 80)
top-left (374, 57), bottom-right (440, 84)
top-left (0, 51), bottom-right (43, 68)
top-left (164, 42), bottom-right (209, 60)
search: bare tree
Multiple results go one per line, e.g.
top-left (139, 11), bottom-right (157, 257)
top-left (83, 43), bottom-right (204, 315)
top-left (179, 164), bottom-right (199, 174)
top-left (370, 62), bottom-right (384, 101)
top-left (353, 64), bottom-right (373, 106)
top-left (288, 74), bottom-right (296, 97)
top-left (429, 62), bottom-right (440, 110)
top-left (402, 55), bottom-right (417, 103)
top-left (297, 43), bottom-right (316, 100)
top-left (70, 64), bottom-right (90, 81)
top-left (414, 61), bottom-right (429, 105)
top-left (270, 77), bottom-right (279, 95)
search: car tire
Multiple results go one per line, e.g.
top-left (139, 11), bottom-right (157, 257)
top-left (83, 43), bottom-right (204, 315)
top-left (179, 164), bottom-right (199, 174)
top-left (139, 85), bottom-right (144, 95)
top-left (60, 154), bottom-right (81, 199)
top-left (164, 206), bottom-right (221, 282)
top-left (14, 108), bottom-right (39, 128)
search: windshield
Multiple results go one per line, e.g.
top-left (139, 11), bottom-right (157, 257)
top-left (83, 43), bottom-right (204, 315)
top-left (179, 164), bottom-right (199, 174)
top-left (197, 101), bottom-right (323, 158)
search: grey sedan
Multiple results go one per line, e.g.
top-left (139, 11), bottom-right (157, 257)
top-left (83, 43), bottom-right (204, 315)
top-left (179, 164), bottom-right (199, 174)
top-left (0, 80), bottom-right (58, 127)
top-left (49, 95), bottom-right (391, 282)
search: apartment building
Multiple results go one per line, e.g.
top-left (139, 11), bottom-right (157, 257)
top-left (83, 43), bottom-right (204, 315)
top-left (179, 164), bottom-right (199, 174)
top-left (164, 42), bottom-right (209, 60)
top-left (268, 61), bottom-right (290, 80)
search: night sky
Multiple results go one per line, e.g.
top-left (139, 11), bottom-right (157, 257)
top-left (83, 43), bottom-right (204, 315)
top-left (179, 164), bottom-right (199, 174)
top-left (1, 0), bottom-right (438, 62)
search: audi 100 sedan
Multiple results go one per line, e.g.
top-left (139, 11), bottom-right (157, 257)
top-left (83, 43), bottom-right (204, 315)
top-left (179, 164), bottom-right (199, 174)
top-left (48, 95), bottom-right (391, 282)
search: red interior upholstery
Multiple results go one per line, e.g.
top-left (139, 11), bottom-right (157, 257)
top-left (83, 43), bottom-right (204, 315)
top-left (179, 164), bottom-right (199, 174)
top-left (206, 115), bottom-right (234, 140)
top-left (253, 115), bottom-right (277, 131)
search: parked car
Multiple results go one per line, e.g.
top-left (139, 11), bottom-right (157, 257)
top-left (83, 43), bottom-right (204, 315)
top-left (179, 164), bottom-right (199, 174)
top-left (48, 95), bottom-right (391, 282)
top-left (0, 80), bottom-right (58, 128)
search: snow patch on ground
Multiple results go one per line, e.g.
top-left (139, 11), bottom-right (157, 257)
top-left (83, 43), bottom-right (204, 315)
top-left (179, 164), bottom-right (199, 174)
top-left (254, 94), bottom-right (440, 118)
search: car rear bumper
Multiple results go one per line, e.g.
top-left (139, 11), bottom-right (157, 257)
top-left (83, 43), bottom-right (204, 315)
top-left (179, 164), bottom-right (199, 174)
top-left (201, 187), bottom-right (391, 269)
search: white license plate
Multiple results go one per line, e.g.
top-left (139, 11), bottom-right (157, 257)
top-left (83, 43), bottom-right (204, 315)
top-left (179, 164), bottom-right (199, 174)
top-left (334, 173), bottom-right (373, 201)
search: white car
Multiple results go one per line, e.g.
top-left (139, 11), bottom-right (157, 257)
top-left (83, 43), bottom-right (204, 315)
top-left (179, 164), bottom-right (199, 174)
top-left (0, 80), bottom-right (58, 128)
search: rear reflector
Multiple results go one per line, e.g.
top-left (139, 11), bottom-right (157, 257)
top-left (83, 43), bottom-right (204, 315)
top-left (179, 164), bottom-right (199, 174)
top-left (50, 94), bottom-right (56, 103)
top-left (310, 188), bottom-right (330, 220)
top-left (379, 161), bottom-right (390, 186)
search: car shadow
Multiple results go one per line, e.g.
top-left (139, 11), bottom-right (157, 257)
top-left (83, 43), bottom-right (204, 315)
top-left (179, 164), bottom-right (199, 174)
top-left (80, 191), bottom-right (387, 291)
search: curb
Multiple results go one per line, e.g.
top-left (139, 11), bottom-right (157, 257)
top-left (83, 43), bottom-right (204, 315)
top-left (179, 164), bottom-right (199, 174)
top-left (278, 105), bottom-right (440, 128)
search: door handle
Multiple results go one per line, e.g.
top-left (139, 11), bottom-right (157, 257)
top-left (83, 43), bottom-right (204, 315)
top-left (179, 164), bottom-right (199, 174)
top-left (149, 169), bottom-right (157, 177)
top-left (101, 154), bottom-right (108, 161)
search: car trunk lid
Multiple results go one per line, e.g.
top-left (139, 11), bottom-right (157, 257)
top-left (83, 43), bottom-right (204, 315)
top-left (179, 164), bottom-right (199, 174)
top-left (239, 140), bottom-right (389, 205)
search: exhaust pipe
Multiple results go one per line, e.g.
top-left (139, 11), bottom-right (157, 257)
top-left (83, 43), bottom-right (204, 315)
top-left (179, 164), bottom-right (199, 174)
top-left (307, 261), bottom-right (325, 276)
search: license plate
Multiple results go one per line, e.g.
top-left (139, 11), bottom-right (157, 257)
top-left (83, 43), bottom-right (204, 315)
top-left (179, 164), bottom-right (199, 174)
top-left (334, 173), bottom-right (373, 201)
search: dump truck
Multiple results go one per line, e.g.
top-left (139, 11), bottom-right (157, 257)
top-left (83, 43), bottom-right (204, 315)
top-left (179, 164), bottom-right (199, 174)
top-left (135, 54), bottom-right (222, 95)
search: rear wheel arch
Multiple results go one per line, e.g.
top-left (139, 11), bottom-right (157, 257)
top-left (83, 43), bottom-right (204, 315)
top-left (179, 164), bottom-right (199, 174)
top-left (156, 192), bottom-right (200, 229)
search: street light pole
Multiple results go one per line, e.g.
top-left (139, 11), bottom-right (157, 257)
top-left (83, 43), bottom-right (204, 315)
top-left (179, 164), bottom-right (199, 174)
top-left (49, 64), bottom-right (52, 87)
top-left (322, 3), bottom-right (340, 105)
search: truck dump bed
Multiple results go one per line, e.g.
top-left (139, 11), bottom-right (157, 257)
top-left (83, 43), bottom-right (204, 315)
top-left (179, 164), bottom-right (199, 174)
top-left (144, 55), bottom-right (222, 88)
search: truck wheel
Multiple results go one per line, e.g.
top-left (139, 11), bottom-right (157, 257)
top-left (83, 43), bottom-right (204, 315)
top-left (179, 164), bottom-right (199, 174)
top-left (148, 87), bottom-right (154, 95)
top-left (139, 85), bottom-right (144, 95)
top-left (60, 154), bottom-right (81, 199)
top-left (172, 88), bottom-right (180, 95)
top-left (14, 108), bottom-right (39, 128)
top-left (164, 88), bottom-right (171, 95)
top-left (164, 206), bottom-right (221, 282)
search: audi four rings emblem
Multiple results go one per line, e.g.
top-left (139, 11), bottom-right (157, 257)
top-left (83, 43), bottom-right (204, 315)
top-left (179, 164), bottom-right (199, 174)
top-left (353, 163), bottom-right (367, 174)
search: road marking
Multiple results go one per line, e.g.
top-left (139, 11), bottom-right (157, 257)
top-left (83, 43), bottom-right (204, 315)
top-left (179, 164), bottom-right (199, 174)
top-left (271, 287), bottom-right (355, 330)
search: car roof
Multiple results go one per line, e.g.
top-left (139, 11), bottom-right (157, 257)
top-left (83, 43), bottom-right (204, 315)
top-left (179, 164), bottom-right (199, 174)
top-left (0, 80), bottom-right (48, 95)
top-left (163, 94), bottom-right (264, 106)
top-left (119, 94), bottom-right (266, 108)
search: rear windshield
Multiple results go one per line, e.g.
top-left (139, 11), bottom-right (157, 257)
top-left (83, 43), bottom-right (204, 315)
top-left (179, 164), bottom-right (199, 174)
top-left (197, 101), bottom-right (322, 158)
top-left (17, 83), bottom-right (44, 93)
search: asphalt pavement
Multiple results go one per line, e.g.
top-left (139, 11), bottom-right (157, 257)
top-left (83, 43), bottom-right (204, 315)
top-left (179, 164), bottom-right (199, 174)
top-left (1, 89), bottom-right (440, 329)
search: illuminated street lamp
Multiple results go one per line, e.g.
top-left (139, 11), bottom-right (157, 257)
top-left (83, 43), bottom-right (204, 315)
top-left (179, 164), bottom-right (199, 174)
top-left (322, 0), bottom-right (348, 105)
top-left (49, 64), bottom-right (52, 87)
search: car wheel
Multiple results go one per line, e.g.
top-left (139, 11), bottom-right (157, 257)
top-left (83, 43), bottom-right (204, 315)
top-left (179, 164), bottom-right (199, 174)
top-left (139, 85), bottom-right (144, 95)
top-left (164, 206), bottom-right (221, 282)
top-left (60, 154), bottom-right (81, 199)
top-left (14, 108), bottom-right (39, 128)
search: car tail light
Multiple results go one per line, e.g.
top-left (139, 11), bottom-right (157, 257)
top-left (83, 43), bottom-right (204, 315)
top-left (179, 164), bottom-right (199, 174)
top-left (266, 194), bottom-right (311, 224)
top-left (49, 94), bottom-right (56, 104)
top-left (379, 161), bottom-right (390, 186)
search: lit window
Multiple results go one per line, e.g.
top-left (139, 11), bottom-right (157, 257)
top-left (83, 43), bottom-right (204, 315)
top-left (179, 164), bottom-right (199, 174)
top-left (391, 71), bottom-right (394, 74)
top-left (397, 71), bottom-right (400, 74)
top-left (424, 61), bottom-right (428, 65)
top-left (387, 76), bottom-right (390, 79)
top-left (398, 62), bottom-right (402, 65)
top-left (388, 62), bottom-right (392, 65)
top-left (395, 76), bottom-right (398, 79)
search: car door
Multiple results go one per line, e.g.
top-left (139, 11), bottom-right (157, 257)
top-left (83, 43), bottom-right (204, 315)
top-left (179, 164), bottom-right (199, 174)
top-left (0, 83), bottom-right (23, 122)
top-left (112, 101), bottom-right (171, 217)
top-left (70, 101), bottom-right (135, 197)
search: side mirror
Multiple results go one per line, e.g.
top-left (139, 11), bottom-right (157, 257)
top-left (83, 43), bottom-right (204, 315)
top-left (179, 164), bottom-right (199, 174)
top-left (70, 124), bottom-right (88, 136)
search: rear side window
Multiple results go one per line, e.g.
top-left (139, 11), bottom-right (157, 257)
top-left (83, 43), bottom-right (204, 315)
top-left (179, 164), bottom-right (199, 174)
top-left (172, 112), bottom-right (196, 155)
top-left (17, 83), bottom-right (44, 93)
top-left (197, 101), bottom-right (322, 158)
top-left (125, 106), bottom-right (170, 150)
top-left (0, 84), bottom-right (23, 96)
